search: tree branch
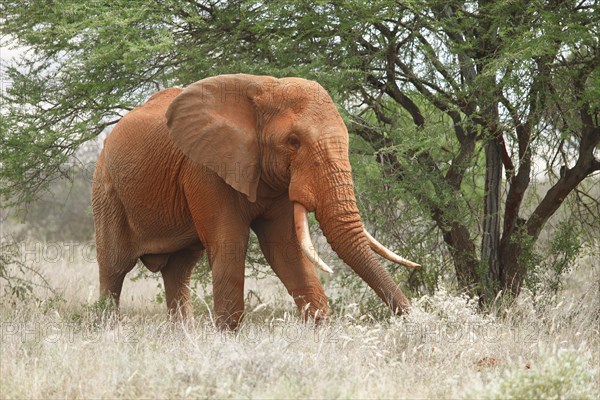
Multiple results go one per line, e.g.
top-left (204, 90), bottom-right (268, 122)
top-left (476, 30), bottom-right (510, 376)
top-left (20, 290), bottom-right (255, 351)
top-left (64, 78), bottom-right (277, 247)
top-left (526, 67), bottom-right (600, 239)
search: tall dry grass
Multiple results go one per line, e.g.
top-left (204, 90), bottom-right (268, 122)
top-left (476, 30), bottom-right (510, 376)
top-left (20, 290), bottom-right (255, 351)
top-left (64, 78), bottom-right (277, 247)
top-left (1, 241), bottom-right (598, 399)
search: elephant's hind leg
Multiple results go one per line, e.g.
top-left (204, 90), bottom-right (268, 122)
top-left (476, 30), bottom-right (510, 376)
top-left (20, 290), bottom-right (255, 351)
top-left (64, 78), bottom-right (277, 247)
top-left (93, 173), bottom-right (137, 314)
top-left (95, 227), bottom-right (136, 311)
top-left (98, 257), bottom-right (136, 311)
top-left (160, 247), bottom-right (203, 321)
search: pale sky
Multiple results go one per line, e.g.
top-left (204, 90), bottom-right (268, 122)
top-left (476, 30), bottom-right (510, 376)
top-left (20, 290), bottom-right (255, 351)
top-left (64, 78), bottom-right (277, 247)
top-left (0, 43), bottom-right (24, 86)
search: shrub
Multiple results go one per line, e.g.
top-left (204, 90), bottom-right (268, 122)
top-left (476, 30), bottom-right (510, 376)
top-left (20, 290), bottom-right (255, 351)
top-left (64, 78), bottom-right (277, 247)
top-left (464, 348), bottom-right (597, 399)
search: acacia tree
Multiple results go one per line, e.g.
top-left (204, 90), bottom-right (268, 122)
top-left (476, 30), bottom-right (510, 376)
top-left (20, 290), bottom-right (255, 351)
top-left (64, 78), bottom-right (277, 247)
top-left (2, 0), bottom-right (598, 299)
top-left (239, 0), bottom-right (600, 297)
top-left (342, 0), bottom-right (600, 297)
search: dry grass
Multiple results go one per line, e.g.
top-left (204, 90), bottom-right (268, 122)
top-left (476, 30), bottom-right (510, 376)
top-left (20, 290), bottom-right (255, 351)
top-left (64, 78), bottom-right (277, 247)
top-left (1, 243), bottom-right (599, 399)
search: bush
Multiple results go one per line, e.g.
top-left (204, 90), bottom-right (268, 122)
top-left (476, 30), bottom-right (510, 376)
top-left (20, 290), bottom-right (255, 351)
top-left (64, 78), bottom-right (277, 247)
top-left (464, 348), bottom-right (597, 399)
top-left (0, 236), bottom-right (54, 303)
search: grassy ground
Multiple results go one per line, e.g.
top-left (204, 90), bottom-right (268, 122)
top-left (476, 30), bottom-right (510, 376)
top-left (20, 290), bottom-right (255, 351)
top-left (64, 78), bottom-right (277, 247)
top-left (1, 244), bottom-right (598, 399)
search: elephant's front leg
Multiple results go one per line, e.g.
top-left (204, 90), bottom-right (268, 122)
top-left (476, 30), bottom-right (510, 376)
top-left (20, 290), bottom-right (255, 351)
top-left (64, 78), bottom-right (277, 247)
top-left (252, 200), bottom-right (329, 323)
top-left (206, 231), bottom-right (250, 330)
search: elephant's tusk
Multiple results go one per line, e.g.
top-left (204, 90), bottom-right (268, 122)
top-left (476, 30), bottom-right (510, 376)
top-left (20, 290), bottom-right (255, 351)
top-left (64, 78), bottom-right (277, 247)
top-left (293, 203), bottom-right (334, 274)
top-left (363, 229), bottom-right (421, 268)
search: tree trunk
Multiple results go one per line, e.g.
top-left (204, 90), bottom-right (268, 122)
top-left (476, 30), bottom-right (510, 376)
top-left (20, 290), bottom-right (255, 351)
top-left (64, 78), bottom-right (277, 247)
top-left (441, 223), bottom-right (480, 292)
top-left (498, 219), bottom-right (528, 296)
top-left (482, 138), bottom-right (503, 296)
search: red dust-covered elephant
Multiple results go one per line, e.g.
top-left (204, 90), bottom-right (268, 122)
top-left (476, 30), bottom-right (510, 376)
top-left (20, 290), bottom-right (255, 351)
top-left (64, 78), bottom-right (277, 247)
top-left (92, 74), bottom-right (419, 330)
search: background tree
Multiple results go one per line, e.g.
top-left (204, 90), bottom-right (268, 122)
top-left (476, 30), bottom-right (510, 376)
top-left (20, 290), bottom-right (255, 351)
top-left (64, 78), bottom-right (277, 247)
top-left (2, 0), bottom-right (598, 301)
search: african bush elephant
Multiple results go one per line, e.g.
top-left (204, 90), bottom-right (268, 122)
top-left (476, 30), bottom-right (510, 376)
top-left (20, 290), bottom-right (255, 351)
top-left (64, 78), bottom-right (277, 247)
top-left (92, 74), bottom-right (419, 330)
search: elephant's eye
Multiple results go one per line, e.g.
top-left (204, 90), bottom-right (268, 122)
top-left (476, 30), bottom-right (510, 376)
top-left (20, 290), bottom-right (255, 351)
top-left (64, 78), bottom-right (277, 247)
top-left (288, 134), bottom-right (301, 150)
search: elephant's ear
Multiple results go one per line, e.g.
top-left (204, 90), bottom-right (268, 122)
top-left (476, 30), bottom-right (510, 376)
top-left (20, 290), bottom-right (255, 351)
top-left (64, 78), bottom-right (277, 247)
top-left (166, 74), bottom-right (269, 202)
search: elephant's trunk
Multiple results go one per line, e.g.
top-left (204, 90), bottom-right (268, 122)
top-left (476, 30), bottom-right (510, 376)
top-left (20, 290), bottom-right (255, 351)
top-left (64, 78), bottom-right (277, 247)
top-left (312, 168), bottom-right (411, 315)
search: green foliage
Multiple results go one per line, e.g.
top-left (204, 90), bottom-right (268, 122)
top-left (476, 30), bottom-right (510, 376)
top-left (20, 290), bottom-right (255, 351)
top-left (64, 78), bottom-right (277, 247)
top-left (525, 218), bottom-right (584, 299)
top-left (2, 0), bottom-right (599, 303)
top-left (1, 1), bottom-right (175, 205)
top-left (0, 238), bottom-right (35, 301)
top-left (546, 222), bottom-right (583, 291)
top-left (349, 99), bottom-right (484, 296)
top-left (0, 236), bottom-right (54, 303)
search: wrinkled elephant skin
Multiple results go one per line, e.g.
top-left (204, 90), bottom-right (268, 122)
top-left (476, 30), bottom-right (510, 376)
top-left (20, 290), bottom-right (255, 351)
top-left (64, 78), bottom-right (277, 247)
top-left (92, 74), bottom-right (417, 330)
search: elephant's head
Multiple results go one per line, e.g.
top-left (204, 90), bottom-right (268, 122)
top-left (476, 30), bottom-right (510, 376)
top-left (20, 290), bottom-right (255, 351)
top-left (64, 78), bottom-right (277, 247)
top-left (166, 74), bottom-right (419, 315)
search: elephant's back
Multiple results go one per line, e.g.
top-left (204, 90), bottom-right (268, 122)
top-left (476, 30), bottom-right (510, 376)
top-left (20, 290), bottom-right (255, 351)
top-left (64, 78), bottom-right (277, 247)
top-left (102, 86), bottom-right (182, 148)
top-left (104, 87), bottom-right (183, 150)
top-left (101, 87), bottom-right (184, 185)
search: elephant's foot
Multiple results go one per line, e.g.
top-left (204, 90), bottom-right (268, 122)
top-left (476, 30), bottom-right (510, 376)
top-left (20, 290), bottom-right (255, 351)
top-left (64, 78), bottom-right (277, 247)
top-left (166, 301), bottom-right (194, 323)
top-left (215, 310), bottom-right (244, 331)
top-left (291, 285), bottom-right (329, 324)
top-left (92, 294), bottom-right (122, 328)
